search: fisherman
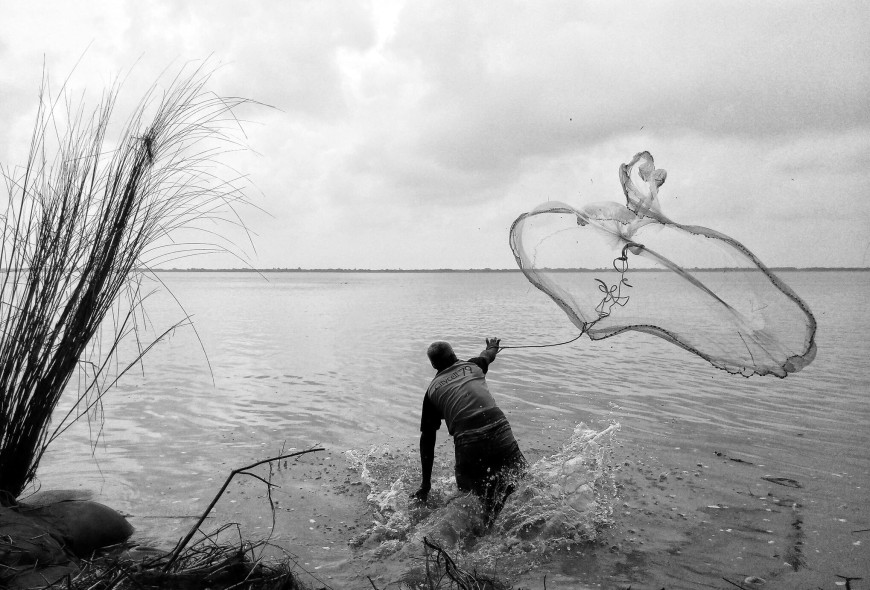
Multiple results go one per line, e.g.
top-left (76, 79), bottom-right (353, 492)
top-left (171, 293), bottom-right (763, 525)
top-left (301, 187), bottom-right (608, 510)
top-left (411, 338), bottom-right (526, 526)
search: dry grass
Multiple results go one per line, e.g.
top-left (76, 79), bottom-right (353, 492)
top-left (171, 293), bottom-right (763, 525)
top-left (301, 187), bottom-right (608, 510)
top-left (52, 524), bottom-right (309, 590)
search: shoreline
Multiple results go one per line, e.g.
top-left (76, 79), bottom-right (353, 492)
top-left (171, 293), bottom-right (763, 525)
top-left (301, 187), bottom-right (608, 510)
top-left (147, 266), bottom-right (870, 273)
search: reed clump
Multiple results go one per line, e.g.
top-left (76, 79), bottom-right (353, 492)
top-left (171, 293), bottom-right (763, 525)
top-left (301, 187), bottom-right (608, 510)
top-left (0, 64), bottom-right (256, 503)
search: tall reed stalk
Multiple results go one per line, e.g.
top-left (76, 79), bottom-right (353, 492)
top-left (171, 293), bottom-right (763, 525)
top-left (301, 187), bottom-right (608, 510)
top-left (0, 65), bottom-right (256, 503)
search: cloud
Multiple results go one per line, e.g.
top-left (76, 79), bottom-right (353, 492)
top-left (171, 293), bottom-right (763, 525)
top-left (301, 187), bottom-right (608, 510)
top-left (114, 1), bottom-right (377, 119)
top-left (387, 2), bottom-right (866, 150)
top-left (1, 0), bottom-right (868, 268)
top-left (277, 0), bottom-right (865, 235)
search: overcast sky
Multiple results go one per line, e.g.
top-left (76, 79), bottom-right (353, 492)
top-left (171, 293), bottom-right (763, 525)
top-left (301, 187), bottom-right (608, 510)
top-left (1, 1), bottom-right (867, 269)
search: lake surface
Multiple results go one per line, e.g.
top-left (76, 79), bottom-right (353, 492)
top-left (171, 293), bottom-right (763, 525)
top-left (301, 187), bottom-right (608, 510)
top-left (36, 270), bottom-right (869, 589)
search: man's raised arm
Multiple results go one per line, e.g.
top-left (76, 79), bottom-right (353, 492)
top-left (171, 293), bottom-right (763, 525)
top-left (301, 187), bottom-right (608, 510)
top-left (479, 337), bottom-right (501, 364)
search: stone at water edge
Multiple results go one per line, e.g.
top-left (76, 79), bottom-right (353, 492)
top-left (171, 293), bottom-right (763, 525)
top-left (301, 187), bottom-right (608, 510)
top-left (0, 506), bottom-right (70, 565)
top-left (20, 499), bottom-right (134, 557)
top-left (0, 505), bottom-right (78, 588)
top-left (18, 488), bottom-right (93, 507)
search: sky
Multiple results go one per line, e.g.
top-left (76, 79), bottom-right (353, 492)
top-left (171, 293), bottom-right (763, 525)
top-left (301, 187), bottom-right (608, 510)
top-left (1, 1), bottom-right (868, 270)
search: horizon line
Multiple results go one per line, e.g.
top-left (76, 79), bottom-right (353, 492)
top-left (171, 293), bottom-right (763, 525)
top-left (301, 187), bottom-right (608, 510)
top-left (4, 266), bottom-right (868, 273)
top-left (149, 266), bottom-right (870, 273)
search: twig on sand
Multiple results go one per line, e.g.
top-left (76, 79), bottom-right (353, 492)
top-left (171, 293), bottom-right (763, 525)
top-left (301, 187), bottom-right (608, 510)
top-left (761, 476), bottom-right (802, 488)
top-left (835, 574), bottom-right (862, 590)
top-left (164, 447), bottom-right (324, 571)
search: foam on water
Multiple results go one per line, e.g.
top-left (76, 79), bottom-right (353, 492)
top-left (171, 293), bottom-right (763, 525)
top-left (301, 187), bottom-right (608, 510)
top-left (345, 422), bottom-right (619, 573)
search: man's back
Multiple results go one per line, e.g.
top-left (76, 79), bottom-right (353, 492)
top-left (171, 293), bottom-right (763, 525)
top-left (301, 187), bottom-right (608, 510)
top-left (424, 359), bottom-right (505, 435)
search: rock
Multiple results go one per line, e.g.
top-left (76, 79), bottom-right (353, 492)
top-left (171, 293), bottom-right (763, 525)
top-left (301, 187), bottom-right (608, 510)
top-left (1, 494), bottom-right (133, 589)
top-left (0, 506), bottom-right (70, 565)
top-left (18, 489), bottom-right (93, 507)
top-left (0, 505), bottom-right (78, 589)
top-left (7, 564), bottom-right (79, 589)
top-left (19, 499), bottom-right (134, 557)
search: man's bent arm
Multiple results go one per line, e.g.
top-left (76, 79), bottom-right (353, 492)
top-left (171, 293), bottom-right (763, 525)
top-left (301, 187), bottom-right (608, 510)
top-left (419, 429), bottom-right (436, 493)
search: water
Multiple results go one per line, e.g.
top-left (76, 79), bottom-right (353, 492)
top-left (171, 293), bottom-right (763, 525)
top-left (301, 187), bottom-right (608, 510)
top-left (34, 270), bottom-right (869, 589)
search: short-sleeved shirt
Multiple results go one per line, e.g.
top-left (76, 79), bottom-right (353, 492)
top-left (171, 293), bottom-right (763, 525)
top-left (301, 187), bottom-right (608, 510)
top-left (421, 357), bottom-right (506, 436)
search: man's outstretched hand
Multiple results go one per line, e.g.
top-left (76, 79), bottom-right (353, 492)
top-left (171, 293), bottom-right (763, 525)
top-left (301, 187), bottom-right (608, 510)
top-left (481, 337), bottom-right (501, 363)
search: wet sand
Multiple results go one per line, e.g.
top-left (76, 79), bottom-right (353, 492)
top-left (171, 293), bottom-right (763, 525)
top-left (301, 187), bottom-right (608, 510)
top-left (564, 431), bottom-right (869, 590)
top-left (127, 430), bottom-right (867, 590)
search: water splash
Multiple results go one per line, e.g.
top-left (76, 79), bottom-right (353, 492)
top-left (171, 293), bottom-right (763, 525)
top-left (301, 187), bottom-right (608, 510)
top-left (345, 422), bottom-right (619, 571)
top-left (344, 445), bottom-right (420, 555)
top-left (492, 422), bottom-right (619, 545)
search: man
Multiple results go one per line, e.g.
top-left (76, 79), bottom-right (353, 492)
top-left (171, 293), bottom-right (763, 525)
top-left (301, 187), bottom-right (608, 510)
top-left (412, 337), bottom-right (526, 526)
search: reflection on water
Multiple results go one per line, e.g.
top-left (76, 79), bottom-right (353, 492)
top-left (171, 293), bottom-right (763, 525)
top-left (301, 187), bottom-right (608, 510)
top-left (34, 271), bottom-right (870, 588)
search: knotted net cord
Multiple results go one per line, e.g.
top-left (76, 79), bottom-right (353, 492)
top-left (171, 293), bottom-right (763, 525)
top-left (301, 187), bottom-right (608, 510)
top-left (500, 243), bottom-right (638, 350)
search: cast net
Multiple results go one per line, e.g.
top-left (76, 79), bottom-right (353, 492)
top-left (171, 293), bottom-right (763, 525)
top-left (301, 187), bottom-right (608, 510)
top-left (509, 152), bottom-right (817, 377)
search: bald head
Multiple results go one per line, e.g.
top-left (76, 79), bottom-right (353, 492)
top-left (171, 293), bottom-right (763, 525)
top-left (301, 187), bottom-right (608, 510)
top-left (427, 341), bottom-right (458, 371)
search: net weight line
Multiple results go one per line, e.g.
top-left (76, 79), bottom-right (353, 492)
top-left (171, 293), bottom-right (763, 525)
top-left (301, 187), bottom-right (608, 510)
top-left (499, 241), bottom-right (640, 351)
top-left (498, 331), bottom-right (585, 350)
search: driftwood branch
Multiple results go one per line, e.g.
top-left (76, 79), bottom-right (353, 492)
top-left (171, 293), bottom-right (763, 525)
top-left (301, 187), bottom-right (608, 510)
top-left (163, 447), bottom-right (324, 571)
top-left (422, 536), bottom-right (507, 590)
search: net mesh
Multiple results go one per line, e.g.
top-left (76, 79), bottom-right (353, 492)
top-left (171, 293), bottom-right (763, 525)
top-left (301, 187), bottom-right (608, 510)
top-left (509, 152), bottom-right (817, 377)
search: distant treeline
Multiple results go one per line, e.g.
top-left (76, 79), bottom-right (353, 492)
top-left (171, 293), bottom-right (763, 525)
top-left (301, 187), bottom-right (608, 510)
top-left (145, 266), bottom-right (870, 273)
top-left (4, 267), bottom-right (867, 273)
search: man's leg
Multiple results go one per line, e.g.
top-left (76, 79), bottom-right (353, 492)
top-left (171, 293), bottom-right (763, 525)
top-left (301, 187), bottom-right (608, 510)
top-left (481, 448), bottom-right (526, 528)
top-left (455, 424), bottom-right (528, 528)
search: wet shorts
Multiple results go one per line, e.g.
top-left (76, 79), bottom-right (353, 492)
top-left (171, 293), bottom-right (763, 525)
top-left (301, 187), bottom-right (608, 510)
top-left (453, 418), bottom-right (527, 520)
